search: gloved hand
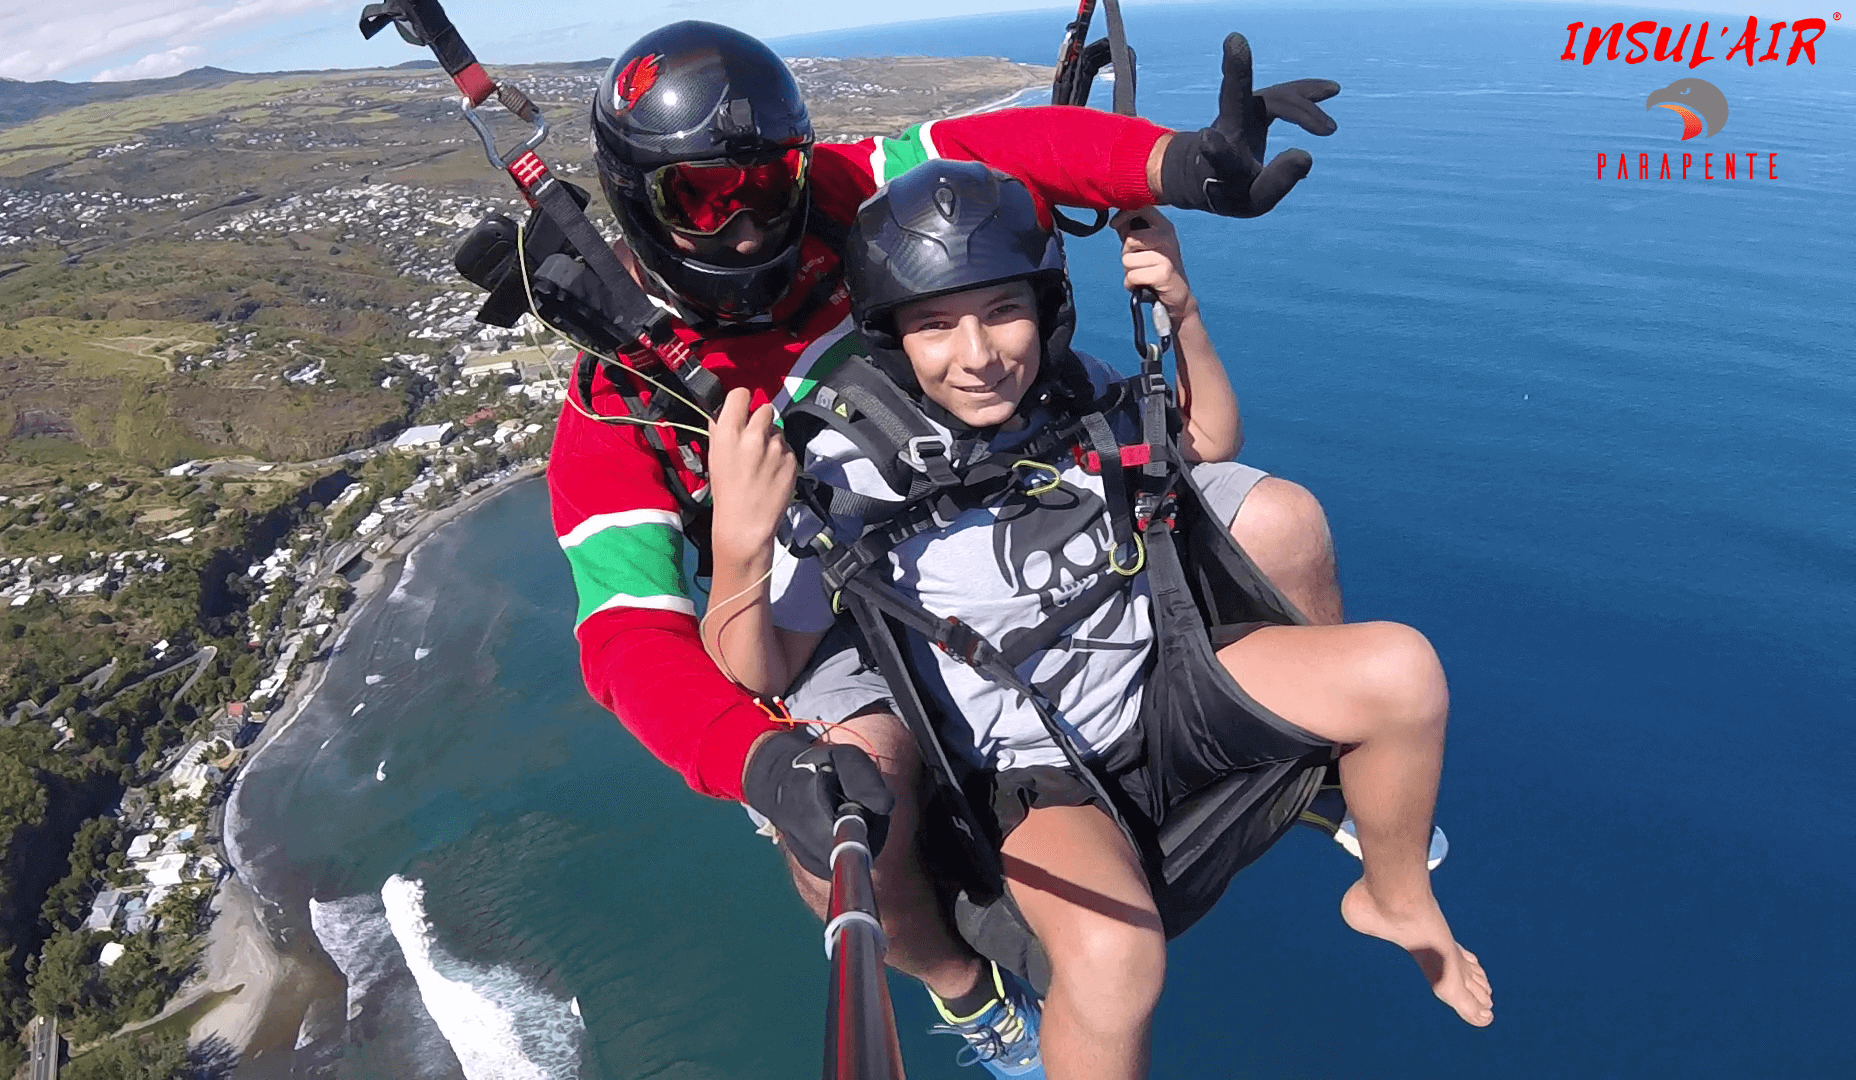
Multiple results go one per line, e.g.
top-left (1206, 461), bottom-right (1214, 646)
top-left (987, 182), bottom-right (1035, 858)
top-left (742, 727), bottom-right (894, 881)
top-left (1160, 33), bottom-right (1341, 219)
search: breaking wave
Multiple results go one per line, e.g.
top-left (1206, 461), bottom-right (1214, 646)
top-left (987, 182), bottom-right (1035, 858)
top-left (381, 875), bottom-right (585, 1080)
top-left (308, 893), bottom-right (403, 1021)
top-left (388, 549), bottom-right (421, 603)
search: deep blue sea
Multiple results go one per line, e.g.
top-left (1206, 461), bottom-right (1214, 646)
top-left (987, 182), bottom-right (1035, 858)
top-left (225, 4), bottom-right (1856, 1078)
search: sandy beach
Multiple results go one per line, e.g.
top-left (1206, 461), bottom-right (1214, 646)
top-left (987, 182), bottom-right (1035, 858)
top-left (178, 460), bottom-right (549, 1061)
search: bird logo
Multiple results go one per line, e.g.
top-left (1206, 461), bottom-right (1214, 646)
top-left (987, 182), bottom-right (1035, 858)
top-left (615, 54), bottom-right (661, 110)
top-left (1645, 79), bottom-right (1729, 140)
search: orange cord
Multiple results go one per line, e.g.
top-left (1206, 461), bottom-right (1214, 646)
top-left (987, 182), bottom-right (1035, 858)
top-left (752, 695), bottom-right (888, 768)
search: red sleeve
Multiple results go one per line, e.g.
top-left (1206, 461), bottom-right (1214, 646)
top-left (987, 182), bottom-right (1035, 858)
top-left (926, 106), bottom-right (1164, 212)
top-left (573, 607), bottom-right (777, 801)
top-left (547, 388), bottom-right (777, 801)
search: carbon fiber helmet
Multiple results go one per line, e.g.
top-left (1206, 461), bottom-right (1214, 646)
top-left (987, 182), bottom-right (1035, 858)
top-left (844, 160), bottom-right (1079, 401)
top-left (591, 21), bottom-right (813, 324)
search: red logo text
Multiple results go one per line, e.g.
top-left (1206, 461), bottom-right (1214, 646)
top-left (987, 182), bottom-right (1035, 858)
top-left (1560, 17), bottom-right (1826, 68)
top-left (1596, 152), bottom-right (1777, 180)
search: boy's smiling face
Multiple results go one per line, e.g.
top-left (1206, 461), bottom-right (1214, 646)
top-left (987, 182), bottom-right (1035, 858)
top-left (895, 280), bottom-right (1042, 429)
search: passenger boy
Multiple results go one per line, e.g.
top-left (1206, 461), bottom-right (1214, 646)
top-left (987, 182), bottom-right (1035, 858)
top-left (703, 162), bottom-right (1493, 1079)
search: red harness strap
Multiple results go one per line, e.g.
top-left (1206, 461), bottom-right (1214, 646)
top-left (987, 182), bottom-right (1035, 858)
top-left (1074, 442), bottom-right (1154, 472)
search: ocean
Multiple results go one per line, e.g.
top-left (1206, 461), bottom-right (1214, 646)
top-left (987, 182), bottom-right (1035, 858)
top-left (224, 4), bottom-right (1856, 1077)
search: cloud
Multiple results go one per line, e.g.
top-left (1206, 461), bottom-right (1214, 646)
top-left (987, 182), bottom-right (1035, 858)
top-left (0, 0), bottom-right (346, 82)
top-left (93, 45), bottom-right (208, 82)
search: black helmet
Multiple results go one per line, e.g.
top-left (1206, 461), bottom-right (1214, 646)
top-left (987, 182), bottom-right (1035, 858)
top-left (843, 160), bottom-right (1080, 403)
top-left (591, 21), bottom-right (814, 324)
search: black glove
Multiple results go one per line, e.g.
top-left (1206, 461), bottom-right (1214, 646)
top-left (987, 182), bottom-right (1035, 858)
top-left (1161, 33), bottom-right (1341, 219)
top-left (742, 727), bottom-right (894, 881)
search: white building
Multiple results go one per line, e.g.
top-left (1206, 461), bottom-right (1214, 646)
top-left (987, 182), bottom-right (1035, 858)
top-left (393, 422), bottom-right (455, 450)
top-left (145, 853), bottom-right (188, 888)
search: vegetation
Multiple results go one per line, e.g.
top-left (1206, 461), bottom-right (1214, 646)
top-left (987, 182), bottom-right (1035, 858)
top-left (63, 1027), bottom-right (190, 1080)
top-left (29, 885), bottom-right (210, 1045)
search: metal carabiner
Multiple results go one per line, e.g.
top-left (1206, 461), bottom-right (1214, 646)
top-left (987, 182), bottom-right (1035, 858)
top-left (461, 95), bottom-right (549, 172)
top-left (1129, 287), bottom-right (1173, 368)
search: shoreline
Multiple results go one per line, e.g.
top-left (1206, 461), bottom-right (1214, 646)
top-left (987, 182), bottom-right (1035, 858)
top-left (234, 460), bottom-right (548, 778)
top-left (182, 460), bottom-right (549, 1061)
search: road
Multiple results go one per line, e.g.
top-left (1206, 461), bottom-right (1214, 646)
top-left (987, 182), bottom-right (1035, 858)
top-left (27, 1014), bottom-right (58, 1080)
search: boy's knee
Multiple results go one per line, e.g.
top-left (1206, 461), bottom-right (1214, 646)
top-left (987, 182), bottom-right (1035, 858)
top-left (1354, 622), bottom-right (1448, 728)
top-left (1233, 478), bottom-right (1334, 568)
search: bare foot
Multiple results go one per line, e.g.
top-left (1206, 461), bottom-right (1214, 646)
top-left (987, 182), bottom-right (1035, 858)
top-left (1341, 879), bottom-right (1494, 1026)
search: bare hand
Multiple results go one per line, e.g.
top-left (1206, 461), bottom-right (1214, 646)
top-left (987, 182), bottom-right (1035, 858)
top-left (707, 387), bottom-right (797, 554)
top-left (1113, 206), bottom-right (1197, 323)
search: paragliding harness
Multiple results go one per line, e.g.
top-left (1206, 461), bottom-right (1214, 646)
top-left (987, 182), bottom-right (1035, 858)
top-left (359, 0), bottom-right (854, 571)
top-left (1049, 0), bottom-right (1138, 238)
top-left (780, 293), bottom-right (1336, 996)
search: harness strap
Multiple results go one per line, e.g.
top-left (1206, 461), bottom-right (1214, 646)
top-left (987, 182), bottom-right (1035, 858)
top-left (815, 473), bottom-right (1024, 596)
top-left (572, 351), bottom-right (715, 572)
top-left (1074, 442), bottom-right (1152, 471)
top-left (1101, 0), bottom-right (1138, 116)
top-left (786, 355), bottom-right (970, 494)
top-left (1079, 411), bottom-right (1137, 561)
top-left (842, 592), bottom-right (1002, 878)
top-left (997, 570), bottom-right (1130, 667)
top-left (840, 574), bottom-right (1135, 843)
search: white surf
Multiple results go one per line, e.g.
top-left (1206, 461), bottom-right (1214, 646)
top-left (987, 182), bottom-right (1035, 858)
top-left (388, 550), bottom-right (420, 603)
top-left (381, 875), bottom-right (584, 1080)
top-left (309, 893), bottom-right (404, 1022)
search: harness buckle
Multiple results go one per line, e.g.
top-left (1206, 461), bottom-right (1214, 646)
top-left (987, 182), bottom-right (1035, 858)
top-left (899, 434), bottom-right (951, 469)
top-left (934, 617), bottom-right (987, 668)
top-left (899, 434), bottom-right (958, 484)
top-left (1074, 443), bottom-right (1155, 474)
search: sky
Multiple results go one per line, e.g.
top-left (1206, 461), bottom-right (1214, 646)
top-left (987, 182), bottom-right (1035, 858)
top-left (0, 1), bottom-right (1803, 84)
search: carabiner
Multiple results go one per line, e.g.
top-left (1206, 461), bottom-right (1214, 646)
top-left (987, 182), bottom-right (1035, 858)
top-left (1109, 532), bottom-right (1146, 577)
top-left (461, 95), bottom-right (549, 172)
top-left (1129, 287), bottom-right (1173, 367)
top-left (1013, 459), bottom-right (1064, 497)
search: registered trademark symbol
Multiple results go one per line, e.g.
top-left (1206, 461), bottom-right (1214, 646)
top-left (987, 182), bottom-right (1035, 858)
top-left (1835, 12), bottom-right (1842, 20)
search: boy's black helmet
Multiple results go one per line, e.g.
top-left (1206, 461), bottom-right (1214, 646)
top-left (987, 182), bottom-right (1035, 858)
top-left (843, 160), bottom-right (1079, 400)
top-left (591, 21), bottom-right (814, 324)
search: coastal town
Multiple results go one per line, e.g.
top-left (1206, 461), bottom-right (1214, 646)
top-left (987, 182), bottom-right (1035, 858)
top-left (1, 164), bottom-right (570, 1073)
top-left (2, 353), bottom-right (563, 1076)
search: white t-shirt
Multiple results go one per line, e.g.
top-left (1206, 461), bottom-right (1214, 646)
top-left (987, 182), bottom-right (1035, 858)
top-left (771, 352), bottom-right (1148, 771)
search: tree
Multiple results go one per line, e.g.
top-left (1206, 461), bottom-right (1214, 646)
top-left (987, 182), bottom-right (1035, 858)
top-left (0, 753), bottom-right (47, 854)
top-left (27, 929), bottom-right (97, 1022)
top-left (63, 1029), bottom-right (189, 1080)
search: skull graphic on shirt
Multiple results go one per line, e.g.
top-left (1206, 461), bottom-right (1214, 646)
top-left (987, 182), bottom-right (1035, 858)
top-left (990, 477), bottom-right (1141, 696)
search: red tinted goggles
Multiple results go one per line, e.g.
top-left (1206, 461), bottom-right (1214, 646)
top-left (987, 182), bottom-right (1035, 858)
top-left (646, 148), bottom-right (809, 237)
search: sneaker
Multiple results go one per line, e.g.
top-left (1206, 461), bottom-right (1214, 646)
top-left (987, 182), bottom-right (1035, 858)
top-left (1300, 786), bottom-right (1449, 870)
top-left (1332, 815), bottom-right (1450, 871)
top-left (927, 961), bottom-right (1044, 1077)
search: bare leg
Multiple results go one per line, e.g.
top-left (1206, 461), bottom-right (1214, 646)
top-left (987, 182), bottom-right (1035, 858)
top-left (1229, 477), bottom-right (1344, 625)
top-left (780, 711), bottom-right (986, 1001)
top-left (1001, 804), bottom-right (1166, 1080)
top-left (1218, 622), bottom-right (1494, 1026)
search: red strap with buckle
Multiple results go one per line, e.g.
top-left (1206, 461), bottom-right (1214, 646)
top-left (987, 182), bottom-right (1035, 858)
top-left (1073, 442), bottom-right (1154, 473)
